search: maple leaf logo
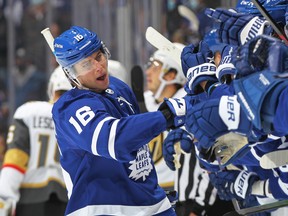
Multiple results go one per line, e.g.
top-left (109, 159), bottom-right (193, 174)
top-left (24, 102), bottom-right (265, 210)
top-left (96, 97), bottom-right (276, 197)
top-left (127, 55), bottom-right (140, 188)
top-left (128, 144), bottom-right (153, 181)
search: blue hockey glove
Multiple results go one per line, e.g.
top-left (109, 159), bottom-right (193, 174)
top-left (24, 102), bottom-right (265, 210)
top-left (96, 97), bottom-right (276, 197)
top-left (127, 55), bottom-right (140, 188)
top-left (209, 170), bottom-right (259, 201)
top-left (205, 8), bottom-right (272, 46)
top-left (232, 35), bottom-right (288, 78)
top-left (181, 41), bottom-right (218, 94)
top-left (233, 70), bottom-right (288, 133)
top-left (185, 95), bottom-right (256, 162)
top-left (216, 45), bottom-right (237, 84)
top-left (203, 28), bottom-right (227, 53)
top-left (163, 128), bottom-right (194, 170)
top-left (158, 97), bottom-right (187, 129)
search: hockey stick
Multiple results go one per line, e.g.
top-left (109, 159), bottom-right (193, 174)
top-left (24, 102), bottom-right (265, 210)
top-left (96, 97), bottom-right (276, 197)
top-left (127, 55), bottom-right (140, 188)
top-left (251, 0), bottom-right (288, 44)
top-left (131, 65), bottom-right (148, 113)
top-left (232, 199), bottom-right (241, 215)
top-left (145, 27), bottom-right (185, 168)
top-left (145, 26), bottom-right (182, 67)
top-left (223, 199), bottom-right (288, 216)
top-left (259, 149), bottom-right (288, 169)
top-left (178, 5), bottom-right (199, 32)
top-left (41, 28), bottom-right (55, 52)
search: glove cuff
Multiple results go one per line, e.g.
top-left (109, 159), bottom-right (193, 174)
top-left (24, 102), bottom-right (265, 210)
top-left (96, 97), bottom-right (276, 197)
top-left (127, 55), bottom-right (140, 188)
top-left (262, 81), bottom-right (288, 132)
top-left (160, 108), bottom-right (173, 128)
top-left (234, 70), bottom-right (287, 131)
top-left (251, 179), bottom-right (273, 198)
top-left (216, 63), bottom-right (236, 83)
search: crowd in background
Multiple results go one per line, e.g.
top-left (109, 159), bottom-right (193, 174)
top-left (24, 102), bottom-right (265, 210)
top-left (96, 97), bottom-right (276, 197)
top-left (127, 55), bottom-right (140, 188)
top-left (0, 0), bottom-right (73, 165)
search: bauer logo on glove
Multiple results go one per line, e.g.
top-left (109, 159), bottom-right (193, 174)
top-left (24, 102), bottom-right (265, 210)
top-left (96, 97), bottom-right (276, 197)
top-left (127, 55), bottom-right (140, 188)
top-left (219, 95), bottom-right (241, 130)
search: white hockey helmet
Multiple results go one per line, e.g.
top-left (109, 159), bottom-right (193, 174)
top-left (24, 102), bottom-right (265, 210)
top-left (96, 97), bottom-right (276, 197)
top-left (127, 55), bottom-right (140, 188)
top-left (149, 42), bottom-right (186, 99)
top-left (108, 59), bottom-right (128, 83)
top-left (47, 66), bottom-right (72, 101)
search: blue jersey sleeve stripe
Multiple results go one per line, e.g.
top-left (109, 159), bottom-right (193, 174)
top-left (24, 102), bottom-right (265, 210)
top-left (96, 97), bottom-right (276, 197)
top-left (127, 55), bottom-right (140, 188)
top-left (92, 116), bottom-right (114, 155)
top-left (108, 119), bottom-right (119, 160)
top-left (250, 146), bottom-right (261, 161)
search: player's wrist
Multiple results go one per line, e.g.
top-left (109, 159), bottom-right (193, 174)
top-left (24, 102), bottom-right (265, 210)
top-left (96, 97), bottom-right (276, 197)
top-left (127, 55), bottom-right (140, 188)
top-left (251, 180), bottom-right (265, 196)
top-left (251, 179), bottom-right (273, 198)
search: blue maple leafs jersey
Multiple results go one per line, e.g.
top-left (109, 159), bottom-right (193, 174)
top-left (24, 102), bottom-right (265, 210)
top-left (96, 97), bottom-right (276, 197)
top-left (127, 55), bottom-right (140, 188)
top-left (52, 77), bottom-right (175, 216)
top-left (228, 135), bottom-right (288, 200)
top-left (274, 86), bottom-right (288, 134)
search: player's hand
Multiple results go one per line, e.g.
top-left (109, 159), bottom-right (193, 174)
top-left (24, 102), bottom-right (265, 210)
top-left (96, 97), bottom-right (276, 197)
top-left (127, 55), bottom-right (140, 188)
top-left (209, 170), bottom-right (258, 201)
top-left (163, 128), bottom-right (194, 170)
top-left (232, 35), bottom-right (288, 78)
top-left (205, 8), bottom-right (272, 46)
top-left (185, 95), bottom-right (256, 162)
top-left (181, 41), bottom-right (218, 94)
top-left (158, 97), bottom-right (187, 129)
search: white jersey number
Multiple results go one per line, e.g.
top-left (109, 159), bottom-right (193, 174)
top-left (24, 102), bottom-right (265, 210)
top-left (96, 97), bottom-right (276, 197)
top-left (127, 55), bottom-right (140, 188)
top-left (69, 106), bottom-right (95, 134)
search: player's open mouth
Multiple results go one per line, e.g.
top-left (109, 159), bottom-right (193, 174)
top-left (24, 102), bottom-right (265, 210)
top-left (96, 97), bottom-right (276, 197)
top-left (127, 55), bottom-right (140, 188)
top-left (97, 74), bottom-right (106, 81)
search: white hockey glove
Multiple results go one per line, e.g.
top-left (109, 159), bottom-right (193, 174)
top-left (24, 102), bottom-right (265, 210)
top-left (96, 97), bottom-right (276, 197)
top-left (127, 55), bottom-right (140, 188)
top-left (158, 97), bottom-right (187, 129)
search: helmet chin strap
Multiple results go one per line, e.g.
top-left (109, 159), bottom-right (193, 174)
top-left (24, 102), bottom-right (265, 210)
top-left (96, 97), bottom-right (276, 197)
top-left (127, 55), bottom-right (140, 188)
top-left (153, 71), bottom-right (178, 101)
top-left (154, 81), bottom-right (166, 101)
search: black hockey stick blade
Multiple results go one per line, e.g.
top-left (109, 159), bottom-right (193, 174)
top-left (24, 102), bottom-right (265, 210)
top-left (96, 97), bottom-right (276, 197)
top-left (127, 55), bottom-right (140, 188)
top-left (131, 65), bottom-right (148, 113)
top-left (251, 0), bottom-right (288, 44)
top-left (223, 199), bottom-right (288, 216)
top-left (223, 211), bottom-right (241, 216)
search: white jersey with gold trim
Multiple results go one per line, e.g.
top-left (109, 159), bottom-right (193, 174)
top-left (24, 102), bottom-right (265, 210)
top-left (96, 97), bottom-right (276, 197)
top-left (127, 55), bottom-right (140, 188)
top-left (144, 88), bottom-right (186, 189)
top-left (0, 101), bottom-right (67, 204)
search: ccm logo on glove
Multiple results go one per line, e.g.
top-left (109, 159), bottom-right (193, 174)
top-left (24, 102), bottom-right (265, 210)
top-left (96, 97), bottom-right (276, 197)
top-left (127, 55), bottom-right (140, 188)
top-left (219, 95), bottom-right (240, 130)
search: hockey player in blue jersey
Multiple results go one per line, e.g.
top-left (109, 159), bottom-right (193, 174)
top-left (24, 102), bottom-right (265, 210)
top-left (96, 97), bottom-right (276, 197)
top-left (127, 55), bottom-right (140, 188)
top-left (50, 25), bottom-right (188, 216)
top-left (171, 1), bottom-right (288, 212)
top-left (180, 9), bottom-right (288, 212)
top-left (177, 37), bottom-right (288, 216)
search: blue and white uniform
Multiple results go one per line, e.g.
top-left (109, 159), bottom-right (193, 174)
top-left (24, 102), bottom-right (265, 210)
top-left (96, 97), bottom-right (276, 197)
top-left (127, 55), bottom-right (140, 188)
top-left (274, 86), bottom-right (288, 134)
top-left (53, 76), bottom-right (175, 216)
